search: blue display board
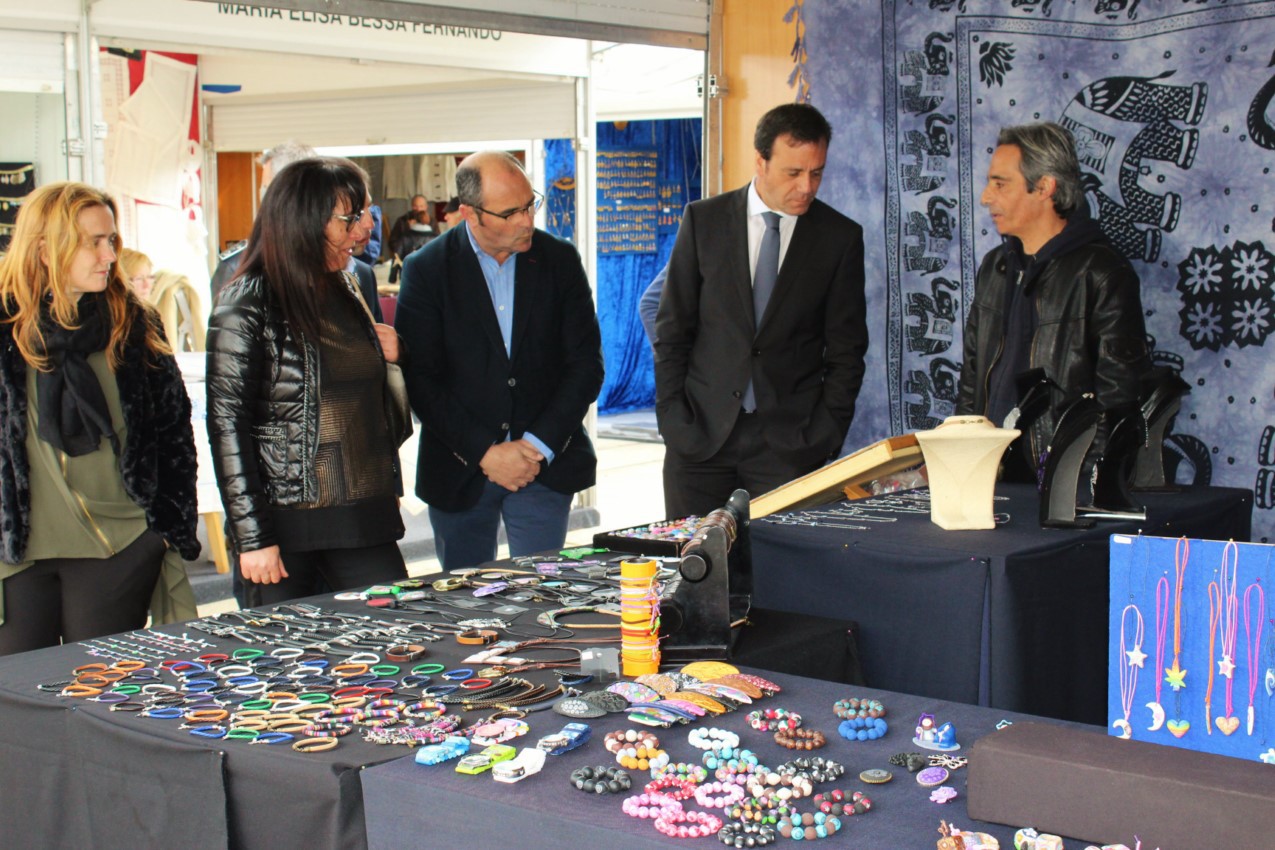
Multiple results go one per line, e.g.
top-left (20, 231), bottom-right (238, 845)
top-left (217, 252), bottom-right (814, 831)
top-left (1108, 534), bottom-right (1275, 763)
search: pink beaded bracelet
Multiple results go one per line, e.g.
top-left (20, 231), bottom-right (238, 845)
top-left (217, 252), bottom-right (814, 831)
top-left (692, 780), bottom-right (746, 809)
top-left (621, 792), bottom-right (683, 819)
top-left (653, 809), bottom-right (723, 839)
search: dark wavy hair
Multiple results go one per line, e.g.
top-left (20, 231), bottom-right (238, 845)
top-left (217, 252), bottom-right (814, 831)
top-left (236, 156), bottom-right (369, 342)
top-left (754, 103), bottom-right (833, 160)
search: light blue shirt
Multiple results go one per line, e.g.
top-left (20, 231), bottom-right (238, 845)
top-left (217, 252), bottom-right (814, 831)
top-left (464, 222), bottom-right (554, 463)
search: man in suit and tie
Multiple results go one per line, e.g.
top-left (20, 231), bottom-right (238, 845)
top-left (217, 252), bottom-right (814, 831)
top-left (396, 151), bottom-right (604, 569)
top-left (654, 102), bottom-right (868, 518)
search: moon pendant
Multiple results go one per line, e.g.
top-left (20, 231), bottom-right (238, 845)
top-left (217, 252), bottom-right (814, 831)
top-left (1145, 701), bottom-right (1165, 731)
top-left (1111, 718), bottom-right (1132, 739)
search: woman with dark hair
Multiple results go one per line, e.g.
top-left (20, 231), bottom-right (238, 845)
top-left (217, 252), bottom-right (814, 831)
top-left (0, 182), bottom-right (200, 655)
top-left (207, 156), bottom-right (409, 605)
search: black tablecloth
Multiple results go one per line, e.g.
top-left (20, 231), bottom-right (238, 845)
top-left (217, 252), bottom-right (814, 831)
top-left (750, 485), bottom-right (1252, 724)
top-left (362, 666), bottom-right (1096, 850)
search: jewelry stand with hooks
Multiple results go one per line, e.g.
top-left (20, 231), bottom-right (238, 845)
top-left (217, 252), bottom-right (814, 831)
top-left (1038, 394), bottom-right (1103, 529)
top-left (1080, 405), bottom-right (1148, 521)
top-left (1133, 369), bottom-right (1191, 492)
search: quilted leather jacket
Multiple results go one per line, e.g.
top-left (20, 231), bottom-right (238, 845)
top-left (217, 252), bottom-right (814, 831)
top-left (206, 276), bottom-right (324, 552)
top-left (956, 227), bottom-right (1150, 471)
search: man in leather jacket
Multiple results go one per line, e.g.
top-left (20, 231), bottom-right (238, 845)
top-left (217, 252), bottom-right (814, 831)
top-left (956, 122), bottom-right (1150, 482)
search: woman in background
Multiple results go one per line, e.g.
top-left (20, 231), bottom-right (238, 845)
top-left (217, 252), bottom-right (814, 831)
top-left (117, 247), bottom-right (155, 301)
top-left (207, 156), bottom-right (409, 606)
top-left (0, 182), bottom-right (200, 655)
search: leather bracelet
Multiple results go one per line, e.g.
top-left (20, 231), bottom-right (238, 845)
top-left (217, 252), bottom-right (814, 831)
top-left (292, 736), bottom-right (339, 753)
top-left (456, 629), bottom-right (499, 646)
top-left (386, 644), bottom-right (426, 662)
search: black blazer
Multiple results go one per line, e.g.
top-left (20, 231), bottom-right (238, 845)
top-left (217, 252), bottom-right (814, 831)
top-left (395, 225), bottom-right (604, 512)
top-left (654, 186), bottom-right (868, 470)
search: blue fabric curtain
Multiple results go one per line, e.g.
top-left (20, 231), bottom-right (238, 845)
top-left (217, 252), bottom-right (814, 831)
top-left (545, 119), bottom-right (702, 414)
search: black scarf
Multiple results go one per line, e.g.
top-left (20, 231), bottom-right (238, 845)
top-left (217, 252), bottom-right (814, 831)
top-left (34, 292), bottom-right (121, 457)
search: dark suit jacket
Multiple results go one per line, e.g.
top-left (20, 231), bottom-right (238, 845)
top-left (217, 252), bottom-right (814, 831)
top-left (654, 186), bottom-right (868, 470)
top-left (395, 224), bottom-right (604, 512)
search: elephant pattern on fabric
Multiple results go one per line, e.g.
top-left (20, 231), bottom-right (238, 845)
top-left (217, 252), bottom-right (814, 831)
top-left (905, 356), bottom-right (962, 429)
top-left (1060, 72), bottom-right (1208, 262)
top-left (905, 276), bottom-right (959, 357)
top-left (901, 113), bottom-right (955, 194)
top-left (898, 32), bottom-right (953, 115)
top-left (903, 196), bottom-right (957, 274)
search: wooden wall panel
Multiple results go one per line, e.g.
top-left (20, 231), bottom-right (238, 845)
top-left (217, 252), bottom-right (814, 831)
top-left (720, 0), bottom-right (794, 193)
top-left (216, 151), bottom-right (256, 254)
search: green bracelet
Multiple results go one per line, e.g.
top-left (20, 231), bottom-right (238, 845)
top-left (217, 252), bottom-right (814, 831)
top-left (239, 699), bottom-right (273, 711)
top-left (412, 663), bottom-right (446, 675)
top-left (299, 692), bottom-right (332, 703)
top-left (232, 648), bottom-right (265, 661)
top-left (370, 664), bottom-right (401, 676)
top-left (225, 728), bottom-right (260, 740)
top-left (110, 684), bottom-right (141, 695)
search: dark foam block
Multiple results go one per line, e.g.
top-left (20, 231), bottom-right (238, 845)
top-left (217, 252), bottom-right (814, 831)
top-left (967, 721), bottom-right (1275, 849)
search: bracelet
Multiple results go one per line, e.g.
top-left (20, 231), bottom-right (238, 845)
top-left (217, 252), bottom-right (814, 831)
top-left (604, 728), bottom-right (659, 754)
top-left (569, 765), bottom-right (631, 794)
top-left (644, 774), bottom-right (697, 801)
top-left (748, 775), bottom-right (812, 803)
top-left (778, 756), bottom-right (845, 785)
top-left (616, 744), bottom-right (668, 772)
top-left (687, 727), bottom-right (740, 751)
top-left (621, 792), bottom-right (683, 819)
top-left (693, 780), bottom-right (746, 809)
top-left (747, 708), bottom-right (801, 732)
top-left (456, 629), bottom-right (499, 646)
top-left (653, 809), bottom-right (723, 840)
top-left (776, 812), bottom-right (842, 841)
top-left (837, 717), bottom-right (888, 742)
top-left (385, 644), bottom-right (426, 662)
top-left (812, 789), bottom-right (873, 817)
top-left (728, 798), bottom-right (792, 826)
top-left (717, 822), bottom-right (777, 847)
top-left (292, 736), bottom-right (339, 753)
top-left (440, 668), bottom-right (473, 681)
top-left (832, 697), bottom-right (885, 719)
top-left (651, 761), bottom-right (708, 783)
top-left (773, 728), bottom-right (826, 750)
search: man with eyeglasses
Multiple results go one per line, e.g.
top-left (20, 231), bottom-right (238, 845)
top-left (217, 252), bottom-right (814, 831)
top-left (395, 151), bottom-right (604, 569)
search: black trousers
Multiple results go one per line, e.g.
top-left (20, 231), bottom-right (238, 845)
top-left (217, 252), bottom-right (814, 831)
top-left (246, 542), bottom-right (407, 607)
top-left (662, 411), bottom-right (809, 518)
top-left (0, 531), bottom-right (165, 656)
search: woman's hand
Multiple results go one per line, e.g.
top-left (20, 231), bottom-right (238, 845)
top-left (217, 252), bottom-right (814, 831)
top-left (374, 323), bottom-right (400, 363)
top-left (239, 545), bottom-right (288, 584)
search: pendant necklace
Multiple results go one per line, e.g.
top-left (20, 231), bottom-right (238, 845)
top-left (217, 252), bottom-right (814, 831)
top-left (1165, 537), bottom-right (1190, 737)
top-left (1244, 578), bottom-right (1264, 736)
top-left (1212, 541), bottom-right (1240, 736)
top-left (1113, 603), bottom-right (1144, 739)
top-left (1146, 575), bottom-right (1168, 732)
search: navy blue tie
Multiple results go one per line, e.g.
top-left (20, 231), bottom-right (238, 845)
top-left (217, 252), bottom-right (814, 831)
top-left (742, 211), bottom-right (781, 412)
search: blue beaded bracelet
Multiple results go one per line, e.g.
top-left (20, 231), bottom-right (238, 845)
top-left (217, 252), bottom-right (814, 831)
top-left (837, 717), bottom-right (888, 742)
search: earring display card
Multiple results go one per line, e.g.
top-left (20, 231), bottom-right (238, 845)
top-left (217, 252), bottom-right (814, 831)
top-left (0, 163), bottom-right (35, 252)
top-left (1108, 534), bottom-right (1275, 763)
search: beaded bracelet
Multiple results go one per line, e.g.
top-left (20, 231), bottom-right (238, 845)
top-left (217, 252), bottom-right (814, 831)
top-left (832, 697), bottom-right (886, 719)
top-left (717, 822), bottom-right (777, 848)
top-left (776, 812), bottom-right (841, 841)
top-left (714, 758), bottom-right (762, 786)
top-left (728, 797), bottom-right (792, 826)
top-left (653, 808), bottom-right (723, 840)
top-left (701, 745), bottom-right (760, 771)
top-left (687, 727), bottom-right (740, 751)
top-left (773, 728), bottom-right (826, 751)
top-left (692, 780), bottom-right (746, 809)
top-left (837, 717), bottom-right (888, 742)
top-left (616, 745), bottom-right (668, 772)
top-left (777, 756), bottom-right (845, 785)
top-left (651, 761), bottom-right (708, 783)
top-left (621, 792), bottom-right (683, 820)
top-left (811, 789), bottom-right (872, 817)
top-left (605, 728), bottom-right (660, 754)
top-left (569, 765), bottom-right (632, 794)
top-left (746, 708), bottom-right (801, 732)
top-left (644, 774), bottom-right (697, 801)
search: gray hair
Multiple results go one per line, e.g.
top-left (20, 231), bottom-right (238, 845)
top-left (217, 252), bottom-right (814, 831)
top-left (455, 151), bottom-right (525, 208)
top-left (996, 123), bottom-right (1082, 217)
top-left (258, 141), bottom-right (316, 173)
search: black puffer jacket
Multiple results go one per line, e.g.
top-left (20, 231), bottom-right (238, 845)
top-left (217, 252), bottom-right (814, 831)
top-left (956, 223), bottom-right (1150, 468)
top-left (209, 274), bottom-right (382, 553)
top-left (0, 305), bottom-right (200, 564)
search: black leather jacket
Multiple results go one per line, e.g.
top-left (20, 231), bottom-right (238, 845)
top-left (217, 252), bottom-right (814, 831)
top-left (956, 231), bottom-right (1149, 469)
top-left (206, 274), bottom-right (388, 552)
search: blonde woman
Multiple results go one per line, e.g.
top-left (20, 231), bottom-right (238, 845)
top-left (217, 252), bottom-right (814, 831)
top-left (0, 183), bottom-right (200, 655)
top-left (117, 247), bottom-right (155, 300)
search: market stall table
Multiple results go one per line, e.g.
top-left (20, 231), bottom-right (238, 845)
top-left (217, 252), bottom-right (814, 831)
top-left (749, 484), bottom-right (1252, 724)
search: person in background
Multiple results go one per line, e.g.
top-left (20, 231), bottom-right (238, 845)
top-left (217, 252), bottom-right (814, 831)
top-left (207, 157), bottom-right (409, 606)
top-left (354, 203), bottom-right (384, 266)
top-left (389, 194), bottom-right (438, 261)
top-left (638, 261), bottom-right (668, 346)
top-left (209, 141), bottom-right (316, 303)
top-left (439, 196), bottom-right (462, 232)
top-left (118, 247), bottom-right (155, 301)
top-left (0, 182), bottom-right (200, 655)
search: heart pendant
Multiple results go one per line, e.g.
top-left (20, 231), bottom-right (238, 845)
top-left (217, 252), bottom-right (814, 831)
top-left (1215, 715), bottom-right (1240, 736)
top-left (1166, 719), bottom-right (1191, 738)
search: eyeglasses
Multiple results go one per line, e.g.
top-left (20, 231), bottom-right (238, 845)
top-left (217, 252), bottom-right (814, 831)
top-left (332, 209), bottom-right (369, 230)
top-left (473, 191), bottom-right (544, 222)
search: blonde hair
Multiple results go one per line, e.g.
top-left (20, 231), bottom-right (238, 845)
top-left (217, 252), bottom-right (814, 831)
top-left (0, 182), bottom-right (169, 370)
top-left (117, 247), bottom-right (152, 281)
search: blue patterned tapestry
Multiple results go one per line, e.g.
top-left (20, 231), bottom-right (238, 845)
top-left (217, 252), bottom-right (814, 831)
top-left (801, 0), bottom-right (1275, 542)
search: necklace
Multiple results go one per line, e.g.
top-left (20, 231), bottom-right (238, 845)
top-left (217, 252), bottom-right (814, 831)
top-left (1165, 537), bottom-right (1189, 692)
top-left (1114, 604), bottom-right (1143, 739)
top-left (1245, 578), bottom-right (1265, 735)
top-left (1209, 541), bottom-right (1241, 735)
top-left (1147, 575), bottom-right (1168, 732)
